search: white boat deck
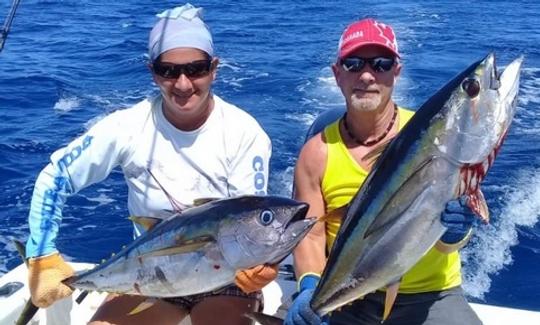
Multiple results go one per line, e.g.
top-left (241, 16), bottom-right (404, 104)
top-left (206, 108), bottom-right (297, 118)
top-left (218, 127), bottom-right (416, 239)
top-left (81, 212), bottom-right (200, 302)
top-left (2, 262), bottom-right (539, 325)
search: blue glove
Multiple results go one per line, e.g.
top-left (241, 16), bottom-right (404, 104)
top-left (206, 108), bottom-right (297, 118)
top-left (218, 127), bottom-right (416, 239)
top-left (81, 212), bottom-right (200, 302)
top-left (440, 196), bottom-right (475, 244)
top-left (285, 274), bottom-right (329, 325)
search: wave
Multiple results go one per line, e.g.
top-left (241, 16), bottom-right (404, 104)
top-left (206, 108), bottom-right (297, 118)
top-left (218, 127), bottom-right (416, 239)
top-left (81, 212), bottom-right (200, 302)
top-left (53, 96), bottom-right (81, 112)
top-left (461, 167), bottom-right (540, 299)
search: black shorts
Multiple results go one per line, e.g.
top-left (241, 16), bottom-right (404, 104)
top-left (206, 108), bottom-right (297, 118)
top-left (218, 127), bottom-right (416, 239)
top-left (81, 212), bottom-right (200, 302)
top-left (162, 284), bottom-right (263, 312)
top-left (330, 286), bottom-right (482, 325)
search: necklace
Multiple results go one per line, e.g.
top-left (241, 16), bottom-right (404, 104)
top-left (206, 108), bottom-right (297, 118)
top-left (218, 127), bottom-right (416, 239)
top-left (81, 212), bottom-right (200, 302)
top-left (342, 104), bottom-right (398, 147)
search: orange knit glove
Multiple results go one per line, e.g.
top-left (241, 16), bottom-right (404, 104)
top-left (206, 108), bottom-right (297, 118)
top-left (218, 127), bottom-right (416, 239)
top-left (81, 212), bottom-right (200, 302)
top-left (235, 264), bottom-right (279, 294)
top-left (28, 253), bottom-right (75, 308)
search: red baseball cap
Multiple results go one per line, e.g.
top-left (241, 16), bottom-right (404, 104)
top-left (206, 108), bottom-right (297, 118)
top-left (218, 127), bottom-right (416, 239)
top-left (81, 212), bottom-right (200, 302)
top-left (337, 18), bottom-right (400, 59)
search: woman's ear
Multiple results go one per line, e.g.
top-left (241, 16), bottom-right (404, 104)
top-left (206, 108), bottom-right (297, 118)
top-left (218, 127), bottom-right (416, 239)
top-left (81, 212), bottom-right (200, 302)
top-left (211, 57), bottom-right (220, 81)
top-left (148, 63), bottom-right (159, 83)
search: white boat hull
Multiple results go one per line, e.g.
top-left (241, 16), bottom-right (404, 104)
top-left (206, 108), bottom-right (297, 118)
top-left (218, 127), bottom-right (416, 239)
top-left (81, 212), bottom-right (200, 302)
top-left (1, 262), bottom-right (539, 325)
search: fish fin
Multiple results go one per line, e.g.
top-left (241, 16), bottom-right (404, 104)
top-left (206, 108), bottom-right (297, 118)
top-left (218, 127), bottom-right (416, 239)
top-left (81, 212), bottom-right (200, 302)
top-left (128, 298), bottom-right (158, 315)
top-left (467, 189), bottom-right (490, 224)
top-left (128, 216), bottom-right (162, 231)
top-left (12, 239), bottom-right (28, 265)
top-left (193, 197), bottom-right (220, 206)
top-left (362, 138), bottom-right (394, 168)
top-left (139, 235), bottom-right (215, 258)
top-left (243, 312), bottom-right (284, 325)
top-left (383, 282), bottom-right (400, 322)
top-left (319, 205), bottom-right (348, 222)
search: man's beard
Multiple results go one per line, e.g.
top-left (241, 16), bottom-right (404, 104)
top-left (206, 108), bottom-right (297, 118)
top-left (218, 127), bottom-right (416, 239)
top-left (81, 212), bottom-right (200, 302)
top-left (349, 93), bottom-right (381, 112)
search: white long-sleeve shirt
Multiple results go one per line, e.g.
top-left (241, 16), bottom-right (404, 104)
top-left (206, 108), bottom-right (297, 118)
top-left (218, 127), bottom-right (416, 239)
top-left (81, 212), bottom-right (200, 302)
top-left (26, 94), bottom-right (271, 258)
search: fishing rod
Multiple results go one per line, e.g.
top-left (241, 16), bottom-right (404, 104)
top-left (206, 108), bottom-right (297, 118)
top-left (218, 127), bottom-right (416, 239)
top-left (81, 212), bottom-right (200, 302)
top-left (0, 0), bottom-right (22, 53)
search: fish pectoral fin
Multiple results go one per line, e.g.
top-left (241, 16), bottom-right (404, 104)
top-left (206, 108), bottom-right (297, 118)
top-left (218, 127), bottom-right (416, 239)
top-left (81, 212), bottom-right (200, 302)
top-left (128, 298), bottom-right (159, 315)
top-left (139, 235), bottom-right (216, 258)
top-left (467, 189), bottom-right (490, 223)
top-left (319, 205), bottom-right (348, 222)
top-left (383, 281), bottom-right (401, 322)
top-left (193, 197), bottom-right (220, 206)
top-left (128, 216), bottom-right (162, 231)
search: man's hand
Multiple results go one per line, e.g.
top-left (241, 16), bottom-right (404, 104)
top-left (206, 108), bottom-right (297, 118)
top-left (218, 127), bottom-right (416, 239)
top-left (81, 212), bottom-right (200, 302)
top-left (285, 273), bottom-right (328, 325)
top-left (28, 253), bottom-right (75, 308)
top-left (440, 196), bottom-right (475, 245)
top-left (235, 264), bottom-right (279, 293)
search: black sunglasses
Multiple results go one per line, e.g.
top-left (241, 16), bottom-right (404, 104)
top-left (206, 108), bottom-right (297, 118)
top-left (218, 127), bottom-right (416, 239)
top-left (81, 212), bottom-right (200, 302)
top-left (340, 56), bottom-right (396, 73)
top-left (152, 59), bottom-right (213, 79)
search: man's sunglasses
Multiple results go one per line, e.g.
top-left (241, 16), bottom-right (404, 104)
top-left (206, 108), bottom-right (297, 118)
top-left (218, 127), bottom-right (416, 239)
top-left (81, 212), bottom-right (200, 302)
top-left (152, 59), bottom-right (213, 79)
top-left (340, 56), bottom-right (396, 73)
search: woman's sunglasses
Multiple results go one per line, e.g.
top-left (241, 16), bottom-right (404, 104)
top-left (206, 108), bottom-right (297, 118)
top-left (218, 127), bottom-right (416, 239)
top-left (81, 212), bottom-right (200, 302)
top-left (152, 59), bottom-right (213, 79)
top-left (340, 56), bottom-right (396, 73)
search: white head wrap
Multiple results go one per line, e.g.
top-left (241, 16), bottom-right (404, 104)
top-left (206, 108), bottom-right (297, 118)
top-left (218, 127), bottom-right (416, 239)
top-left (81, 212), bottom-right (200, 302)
top-left (148, 4), bottom-right (214, 62)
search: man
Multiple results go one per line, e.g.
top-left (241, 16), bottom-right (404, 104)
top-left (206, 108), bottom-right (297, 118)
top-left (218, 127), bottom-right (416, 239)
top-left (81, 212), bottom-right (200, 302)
top-left (26, 4), bottom-right (277, 325)
top-left (286, 18), bottom-right (482, 325)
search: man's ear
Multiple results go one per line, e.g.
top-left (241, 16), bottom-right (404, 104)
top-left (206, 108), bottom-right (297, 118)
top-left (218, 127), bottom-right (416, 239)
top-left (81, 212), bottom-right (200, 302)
top-left (332, 62), bottom-right (341, 86)
top-left (394, 61), bottom-right (402, 78)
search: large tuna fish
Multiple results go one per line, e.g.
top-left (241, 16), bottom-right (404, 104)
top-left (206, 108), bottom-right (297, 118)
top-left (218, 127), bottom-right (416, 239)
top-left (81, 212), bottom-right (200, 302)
top-left (249, 52), bottom-right (523, 324)
top-left (64, 195), bottom-right (314, 297)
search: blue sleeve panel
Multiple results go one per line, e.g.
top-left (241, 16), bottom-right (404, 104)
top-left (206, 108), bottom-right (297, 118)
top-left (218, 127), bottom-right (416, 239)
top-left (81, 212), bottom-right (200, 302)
top-left (26, 160), bottom-right (76, 258)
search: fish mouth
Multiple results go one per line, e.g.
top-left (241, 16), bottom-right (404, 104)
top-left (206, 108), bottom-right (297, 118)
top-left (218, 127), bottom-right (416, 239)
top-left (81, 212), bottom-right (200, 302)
top-left (289, 202), bottom-right (309, 223)
top-left (285, 202), bottom-right (315, 237)
top-left (267, 218), bottom-right (315, 264)
top-left (281, 202), bottom-right (316, 246)
top-left (497, 55), bottom-right (523, 103)
top-left (483, 52), bottom-right (500, 91)
top-left (480, 52), bottom-right (521, 97)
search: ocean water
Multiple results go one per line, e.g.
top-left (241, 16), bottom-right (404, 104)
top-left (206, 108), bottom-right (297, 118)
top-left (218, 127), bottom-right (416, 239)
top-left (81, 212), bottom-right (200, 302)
top-left (1, 0), bottom-right (539, 312)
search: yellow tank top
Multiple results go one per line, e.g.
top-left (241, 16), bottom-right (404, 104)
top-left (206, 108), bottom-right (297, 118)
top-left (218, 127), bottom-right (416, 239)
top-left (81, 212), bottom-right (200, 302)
top-left (321, 107), bottom-right (462, 293)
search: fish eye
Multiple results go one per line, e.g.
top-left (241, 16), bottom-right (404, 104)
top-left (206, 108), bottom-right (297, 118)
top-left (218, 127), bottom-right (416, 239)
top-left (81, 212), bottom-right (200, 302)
top-left (462, 78), bottom-right (481, 98)
top-left (259, 210), bottom-right (274, 226)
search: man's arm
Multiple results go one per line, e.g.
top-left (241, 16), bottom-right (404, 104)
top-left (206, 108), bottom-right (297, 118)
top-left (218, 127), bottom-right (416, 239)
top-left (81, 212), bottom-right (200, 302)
top-left (284, 133), bottom-right (329, 325)
top-left (292, 133), bottom-right (328, 279)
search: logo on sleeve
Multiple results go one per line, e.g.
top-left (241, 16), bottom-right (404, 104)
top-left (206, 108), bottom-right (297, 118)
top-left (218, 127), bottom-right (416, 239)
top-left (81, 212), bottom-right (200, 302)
top-left (57, 135), bottom-right (93, 171)
top-left (252, 156), bottom-right (266, 195)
